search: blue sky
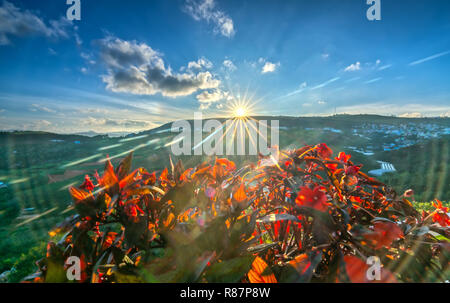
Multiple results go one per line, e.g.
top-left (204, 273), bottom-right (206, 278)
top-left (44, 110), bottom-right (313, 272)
top-left (0, 0), bottom-right (449, 133)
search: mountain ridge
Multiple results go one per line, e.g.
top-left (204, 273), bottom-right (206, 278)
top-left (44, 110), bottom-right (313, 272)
top-left (1, 114), bottom-right (449, 138)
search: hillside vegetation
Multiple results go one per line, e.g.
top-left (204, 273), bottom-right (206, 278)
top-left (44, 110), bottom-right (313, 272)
top-left (26, 144), bottom-right (450, 283)
top-left (0, 115), bottom-right (448, 281)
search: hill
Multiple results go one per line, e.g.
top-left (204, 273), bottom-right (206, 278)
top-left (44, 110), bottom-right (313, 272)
top-left (377, 135), bottom-right (450, 201)
top-left (0, 115), bottom-right (449, 281)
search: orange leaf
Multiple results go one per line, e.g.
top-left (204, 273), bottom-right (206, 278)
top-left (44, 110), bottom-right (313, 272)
top-left (69, 187), bottom-right (91, 201)
top-left (212, 163), bottom-right (225, 179)
top-left (191, 165), bottom-right (211, 179)
top-left (119, 169), bottom-right (138, 189)
top-left (248, 257), bottom-right (277, 283)
top-left (163, 212), bottom-right (175, 228)
top-left (289, 253), bottom-right (310, 275)
top-left (216, 158), bottom-right (236, 171)
top-left (160, 168), bottom-right (169, 182)
top-left (103, 160), bottom-right (118, 188)
top-left (233, 183), bottom-right (247, 202)
top-left (180, 168), bottom-right (193, 182)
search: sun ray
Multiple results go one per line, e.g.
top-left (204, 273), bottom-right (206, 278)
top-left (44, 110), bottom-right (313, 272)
top-left (246, 117), bottom-right (268, 144)
top-left (242, 118), bottom-right (258, 152)
top-left (192, 121), bottom-right (226, 151)
top-left (215, 119), bottom-right (238, 154)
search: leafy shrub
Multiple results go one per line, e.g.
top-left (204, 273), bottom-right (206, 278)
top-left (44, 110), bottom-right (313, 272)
top-left (27, 143), bottom-right (449, 283)
top-left (414, 201), bottom-right (450, 212)
top-left (7, 242), bottom-right (47, 283)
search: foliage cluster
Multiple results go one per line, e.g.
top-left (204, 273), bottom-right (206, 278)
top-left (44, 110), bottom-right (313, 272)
top-left (27, 144), bottom-right (449, 283)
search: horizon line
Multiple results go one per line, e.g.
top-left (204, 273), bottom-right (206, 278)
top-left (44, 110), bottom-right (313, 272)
top-left (1, 113), bottom-right (449, 137)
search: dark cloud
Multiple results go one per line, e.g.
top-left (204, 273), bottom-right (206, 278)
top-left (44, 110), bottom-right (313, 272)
top-left (0, 1), bottom-right (71, 45)
top-left (99, 37), bottom-right (220, 97)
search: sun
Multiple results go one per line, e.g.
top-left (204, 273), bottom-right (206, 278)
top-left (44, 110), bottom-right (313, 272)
top-left (234, 106), bottom-right (247, 118)
top-left (223, 88), bottom-right (261, 120)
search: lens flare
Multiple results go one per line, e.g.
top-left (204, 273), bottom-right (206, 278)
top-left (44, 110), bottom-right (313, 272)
top-left (234, 106), bottom-right (247, 118)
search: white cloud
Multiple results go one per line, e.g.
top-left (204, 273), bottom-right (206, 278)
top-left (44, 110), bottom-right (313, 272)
top-left (311, 77), bottom-right (340, 90)
top-left (344, 62), bottom-right (361, 72)
top-left (196, 89), bottom-right (231, 109)
top-left (378, 64), bottom-right (392, 71)
top-left (80, 52), bottom-right (96, 65)
top-left (77, 108), bottom-right (111, 115)
top-left (364, 77), bottom-right (382, 84)
top-left (30, 104), bottom-right (56, 113)
top-left (184, 0), bottom-right (235, 38)
top-left (335, 103), bottom-right (450, 117)
top-left (409, 50), bottom-right (450, 66)
top-left (81, 67), bottom-right (88, 74)
top-left (279, 82), bottom-right (307, 99)
top-left (318, 100), bottom-right (327, 105)
top-left (398, 112), bottom-right (423, 118)
top-left (80, 52), bottom-right (90, 60)
top-left (74, 31), bottom-right (82, 46)
top-left (345, 77), bottom-right (360, 83)
top-left (187, 57), bottom-right (213, 70)
top-left (261, 61), bottom-right (280, 74)
top-left (38, 120), bottom-right (51, 126)
top-left (0, 1), bottom-right (71, 45)
top-left (82, 117), bottom-right (151, 129)
top-left (48, 47), bottom-right (57, 55)
top-left (99, 37), bottom-right (221, 97)
top-left (23, 119), bottom-right (52, 130)
top-left (223, 59), bottom-right (237, 71)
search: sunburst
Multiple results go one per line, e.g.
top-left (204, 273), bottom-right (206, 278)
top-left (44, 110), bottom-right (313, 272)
top-left (193, 88), bottom-right (272, 155)
top-left (224, 90), bottom-right (257, 120)
top-left (234, 106), bottom-right (247, 118)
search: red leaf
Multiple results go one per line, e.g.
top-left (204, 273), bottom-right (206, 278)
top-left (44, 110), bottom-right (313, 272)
top-left (363, 221), bottom-right (403, 249)
top-left (316, 143), bottom-right (333, 159)
top-left (345, 165), bottom-right (361, 175)
top-left (343, 256), bottom-right (397, 283)
top-left (79, 175), bottom-right (95, 191)
top-left (295, 186), bottom-right (328, 212)
top-left (336, 152), bottom-right (351, 163)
